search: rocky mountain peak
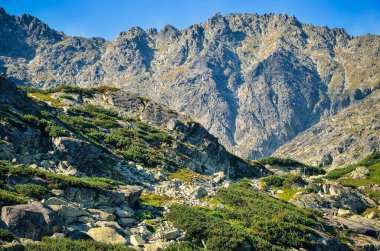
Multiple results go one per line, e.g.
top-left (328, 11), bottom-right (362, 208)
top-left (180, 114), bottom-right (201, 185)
top-left (0, 8), bottom-right (379, 163)
top-left (158, 24), bottom-right (180, 41)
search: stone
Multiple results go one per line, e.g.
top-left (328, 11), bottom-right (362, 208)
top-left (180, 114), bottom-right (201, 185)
top-left (115, 207), bottom-right (134, 218)
top-left (57, 205), bottom-right (89, 224)
top-left (190, 186), bottom-right (208, 199)
top-left (212, 172), bottom-right (225, 184)
top-left (44, 197), bottom-right (68, 206)
top-left (118, 217), bottom-right (136, 227)
top-left (365, 211), bottom-right (377, 219)
top-left (1, 202), bottom-right (62, 240)
top-left (87, 227), bottom-right (127, 244)
top-left (337, 209), bottom-right (352, 217)
top-left (95, 221), bottom-right (121, 230)
top-left (64, 229), bottom-right (93, 240)
top-left (77, 216), bottom-right (95, 224)
top-left (51, 189), bottom-right (65, 197)
top-left (350, 166), bottom-right (369, 179)
top-left (144, 241), bottom-right (171, 251)
top-left (88, 209), bottom-right (116, 221)
top-left (164, 229), bottom-right (180, 240)
top-left (130, 234), bottom-right (146, 246)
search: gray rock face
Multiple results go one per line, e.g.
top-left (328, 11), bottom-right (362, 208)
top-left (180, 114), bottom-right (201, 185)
top-left (1, 10), bottom-right (379, 160)
top-left (1, 202), bottom-right (62, 240)
top-left (275, 90), bottom-right (380, 167)
top-left (53, 137), bottom-right (102, 171)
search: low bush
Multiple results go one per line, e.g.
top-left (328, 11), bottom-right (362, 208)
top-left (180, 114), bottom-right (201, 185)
top-left (25, 237), bottom-right (134, 251)
top-left (21, 114), bottom-right (68, 137)
top-left (0, 161), bottom-right (124, 191)
top-left (260, 175), bottom-right (285, 187)
top-left (168, 180), bottom-right (326, 250)
top-left (14, 184), bottom-right (50, 199)
top-left (0, 227), bottom-right (14, 242)
top-left (0, 190), bottom-right (26, 205)
top-left (326, 151), bottom-right (380, 180)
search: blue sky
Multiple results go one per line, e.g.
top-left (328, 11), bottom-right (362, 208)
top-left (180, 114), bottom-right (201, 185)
top-left (1, 0), bottom-right (379, 40)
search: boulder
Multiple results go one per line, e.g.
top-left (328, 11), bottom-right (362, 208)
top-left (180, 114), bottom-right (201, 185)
top-left (53, 137), bottom-right (102, 170)
top-left (95, 221), bottom-right (121, 230)
top-left (130, 234), bottom-right (146, 246)
top-left (64, 229), bottom-right (93, 240)
top-left (64, 185), bottom-right (143, 208)
top-left (115, 207), bottom-right (134, 218)
top-left (350, 166), bottom-right (369, 179)
top-left (88, 209), bottom-right (116, 221)
top-left (87, 227), bottom-right (127, 244)
top-left (44, 197), bottom-right (68, 206)
top-left (144, 241), bottom-right (171, 251)
top-left (164, 229), bottom-right (180, 240)
top-left (118, 217), bottom-right (136, 227)
top-left (1, 202), bottom-right (62, 240)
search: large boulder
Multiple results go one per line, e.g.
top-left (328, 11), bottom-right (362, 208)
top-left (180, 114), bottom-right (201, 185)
top-left (1, 202), bottom-right (62, 240)
top-left (87, 227), bottom-right (127, 244)
top-left (64, 185), bottom-right (143, 208)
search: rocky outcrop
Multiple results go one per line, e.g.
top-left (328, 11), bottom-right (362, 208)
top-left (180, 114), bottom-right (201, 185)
top-left (1, 202), bottom-right (62, 240)
top-left (64, 185), bottom-right (143, 208)
top-left (275, 90), bottom-right (380, 167)
top-left (87, 227), bottom-right (128, 244)
top-left (1, 10), bottom-right (379, 160)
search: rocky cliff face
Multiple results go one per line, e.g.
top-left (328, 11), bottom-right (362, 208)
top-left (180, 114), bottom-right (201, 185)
top-left (274, 90), bottom-right (380, 167)
top-left (0, 76), bottom-right (265, 180)
top-left (0, 8), bottom-right (379, 161)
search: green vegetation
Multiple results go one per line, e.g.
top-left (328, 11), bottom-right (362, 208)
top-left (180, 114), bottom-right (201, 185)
top-left (167, 180), bottom-right (330, 250)
top-left (325, 151), bottom-right (380, 180)
top-left (168, 168), bottom-right (200, 183)
top-left (21, 85), bottom-right (119, 97)
top-left (257, 157), bottom-right (325, 175)
top-left (0, 227), bottom-right (14, 242)
top-left (164, 242), bottom-right (204, 251)
top-left (0, 190), bottom-right (26, 205)
top-left (0, 161), bottom-right (124, 191)
top-left (260, 175), bottom-right (305, 189)
top-left (325, 151), bottom-right (380, 201)
top-left (139, 192), bottom-right (170, 207)
top-left (25, 237), bottom-right (134, 251)
top-left (22, 114), bottom-right (69, 137)
top-left (57, 105), bottom-right (176, 168)
top-left (257, 157), bottom-right (305, 167)
top-left (14, 184), bottom-right (50, 199)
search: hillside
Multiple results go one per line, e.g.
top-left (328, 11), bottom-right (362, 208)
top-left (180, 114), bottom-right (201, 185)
top-left (0, 75), bottom-right (380, 250)
top-left (0, 8), bottom-right (379, 162)
top-left (274, 90), bottom-right (380, 167)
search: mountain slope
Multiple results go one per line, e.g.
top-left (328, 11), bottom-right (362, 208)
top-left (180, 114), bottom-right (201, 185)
top-left (0, 9), bottom-right (379, 161)
top-left (274, 90), bottom-right (380, 167)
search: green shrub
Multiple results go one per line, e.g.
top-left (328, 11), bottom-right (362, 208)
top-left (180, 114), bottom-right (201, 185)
top-left (14, 184), bottom-right (50, 199)
top-left (257, 157), bottom-right (304, 167)
top-left (0, 227), bottom-right (14, 242)
top-left (283, 175), bottom-right (305, 188)
top-left (5, 165), bottom-right (124, 190)
top-left (0, 190), bottom-right (26, 205)
top-left (326, 151), bottom-right (380, 180)
top-left (325, 166), bottom-right (357, 180)
top-left (260, 175), bottom-right (285, 187)
top-left (257, 157), bottom-right (325, 175)
top-left (25, 237), bottom-right (134, 251)
top-left (168, 180), bottom-right (324, 250)
top-left (164, 242), bottom-right (204, 251)
top-left (21, 114), bottom-right (68, 137)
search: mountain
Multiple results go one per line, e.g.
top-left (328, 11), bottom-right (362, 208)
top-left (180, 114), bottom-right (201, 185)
top-left (274, 90), bottom-right (380, 167)
top-left (1, 8), bottom-right (379, 162)
top-left (1, 76), bottom-right (380, 250)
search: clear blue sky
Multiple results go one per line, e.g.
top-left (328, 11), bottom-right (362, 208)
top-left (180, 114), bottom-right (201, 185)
top-left (1, 0), bottom-right (379, 40)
